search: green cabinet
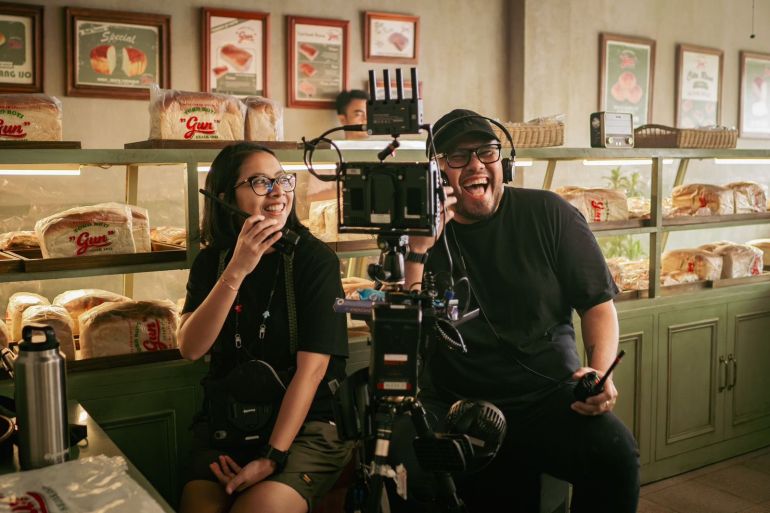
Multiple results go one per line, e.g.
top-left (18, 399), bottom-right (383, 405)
top-left (655, 303), bottom-right (727, 460)
top-left (724, 298), bottom-right (770, 439)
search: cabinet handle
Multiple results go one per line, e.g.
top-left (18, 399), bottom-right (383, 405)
top-left (727, 354), bottom-right (737, 390)
top-left (718, 356), bottom-right (727, 392)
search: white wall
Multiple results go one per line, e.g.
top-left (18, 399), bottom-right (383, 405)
top-left (9, 0), bottom-right (509, 147)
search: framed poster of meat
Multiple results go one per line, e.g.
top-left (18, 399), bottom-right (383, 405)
top-left (0, 2), bottom-right (43, 93)
top-left (286, 16), bottom-right (348, 109)
top-left (675, 44), bottom-right (723, 128)
top-left (739, 51), bottom-right (770, 139)
top-left (599, 32), bottom-right (656, 128)
top-left (201, 8), bottom-right (269, 97)
top-left (364, 11), bottom-right (419, 64)
top-left (65, 7), bottom-right (170, 100)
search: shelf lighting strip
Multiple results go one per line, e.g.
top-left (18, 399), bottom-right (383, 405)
top-left (0, 168), bottom-right (81, 176)
top-left (713, 158), bottom-right (770, 165)
top-left (199, 160), bottom-right (533, 172)
top-left (582, 159), bottom-right (674, 166)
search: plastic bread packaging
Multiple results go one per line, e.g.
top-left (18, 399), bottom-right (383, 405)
top-left (35, 203), bottom-right (137, 258)
top-left (150, 226), bottom-right (187, 247)
top-left (22, 305), bottom-right (76, 361)
top-left (0, 455), bottom-right (167, 513)
top-left (6, 292), bottom-right (50, 343)
top-left (149, 84), bottom-right (245, 140)
top-left (0, 319), bottom-right (9, 348)
top-left (660, 270), bottom-right (700, 286)
top-left (0, 94), bottom-right (63, 141)
top-left (0, 230), bottom-right (39, 250)
top-left (661, 249), bottom-right (723, 281)
top-left (698, 242), bottom-right (764, 278)
top-left (52, 288), bottom-right (130, 337)
top-left (243, 96), bottom-right (284, 141)
top-left (746, 238), bottom-right (770, 263)
top-left (100, 202), bottom-right (151, 253)
top-left (78, 299), bottom-right (178, 359)
top-left (726, 181), bottom-right (768, 214)
top-left (626, 197), bottom-right (651, 219)
top-left (555, 186), bottom-right (629, 222)
top-left (671, 184), bottom-right (734, 216)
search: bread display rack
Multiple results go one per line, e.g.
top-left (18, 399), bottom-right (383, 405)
top-left (634, 124), bottom-right (738, 149)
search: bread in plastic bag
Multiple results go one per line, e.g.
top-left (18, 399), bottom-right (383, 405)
top-left (149, 84), bottom-right (245, 140)
top-left (243, 96), bottom-right (284, 141)
top-left (0, 94), bottom-right (63, 141)
top-left (0, 455), bottom-right (166, 513)
top-left (555, 186), bottom-right (629, 222)
top-left (6, 292), bottom-right (50, 343)
top-left (0, 231), bottom-right (39, 251)
top-left (726, 181), bottom-right (768, 214)
top-left (53, 289), bottom-right (129, 337)
top-left (671, 184), bottom-right (734, 216)
top-left (21, 305), bottom-right (76, 361)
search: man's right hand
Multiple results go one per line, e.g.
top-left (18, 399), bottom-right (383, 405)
top-left (408, 185), bottom-right (457, 253)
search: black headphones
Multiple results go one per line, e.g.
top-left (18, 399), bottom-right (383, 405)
top-left (429, 114), bottom-right (517, 184)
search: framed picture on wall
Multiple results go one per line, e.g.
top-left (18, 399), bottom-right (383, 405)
top-left (65, 7), bottom-right (170, 100)
top-left (364, 11), bottom-right (419, 64)
top-left (0, 2), bottom-right (43, 93)
top-left (675, 44), bottom-right (723, 128)
top-left (201, 8), bottom-right (269, 97)
top-left (286, 15), bottom-right (348, 109)
top-left (599, 33), bottom-right (656, 128)
top-left (739, 51), bottom-right (770, 139)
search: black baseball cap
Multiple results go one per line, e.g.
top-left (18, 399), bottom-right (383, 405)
top-left (428, 109), bottom-right (499, 155)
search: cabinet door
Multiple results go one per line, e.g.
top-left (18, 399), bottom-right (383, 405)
top-left (725, 298), bottom-right (770, 439)
top-left (615, 315), bottom-right (654, 466)
top-left (655, 305), bottom-right (726, 460)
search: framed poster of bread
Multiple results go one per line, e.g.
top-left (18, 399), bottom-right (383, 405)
top-left (364, 12), bottom-right (419, 64)
top-left (65, 7), bottom-right (170, 100)
top-left (201, 8), bottom-right (269, 97)
top-left (599, 33), bottom-right (656, 128)
top-left (0, 2), bottom-right (43, 93)
top-left (286, 15), bottom-right (348, 109)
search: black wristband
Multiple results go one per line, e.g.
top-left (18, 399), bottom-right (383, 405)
top-left (406, 250), bottom-right (429, 264)
top-left (260, 444), bottom-right (289, 473)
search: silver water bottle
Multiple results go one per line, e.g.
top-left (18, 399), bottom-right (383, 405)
top-left (15, 324), bottom-right (69, 469)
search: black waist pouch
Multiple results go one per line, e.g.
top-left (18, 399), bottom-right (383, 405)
top-left (203, 360), bottom-right (289, 450)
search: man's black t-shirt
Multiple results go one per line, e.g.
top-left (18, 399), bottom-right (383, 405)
top-left (423, 187), bottom-right (618, 411)
top-left (183, 229), bottom-right (348, 421)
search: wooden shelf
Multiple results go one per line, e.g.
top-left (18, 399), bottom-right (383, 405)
top-left (0, 252), bottom-right (22, 273)
top-left (124, 139), bottom-right (301, 150)
top-left (0, 141), bottom-right (81, 149)
top-left (663, 212), bottom-right (770, 231)
top-left (615, 273), bottom-right (770, 301)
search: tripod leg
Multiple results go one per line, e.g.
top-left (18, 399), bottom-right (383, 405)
top-left (409, 401), bottom-right (466, 513)
top-left (365, 402), bottom-right (398, 513)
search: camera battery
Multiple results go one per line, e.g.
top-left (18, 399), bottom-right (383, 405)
top-left (370, 302), bottom-right (421, 398)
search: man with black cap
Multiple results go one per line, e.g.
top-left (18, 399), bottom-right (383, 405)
top-left (389, 109), bottom-right (640, 512)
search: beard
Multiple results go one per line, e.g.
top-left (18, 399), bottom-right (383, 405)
top-left (453, 184), bottom-right (503, 222)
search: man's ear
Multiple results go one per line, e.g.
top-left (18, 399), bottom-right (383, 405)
top-left (337, 114), bottom-right (347, 126)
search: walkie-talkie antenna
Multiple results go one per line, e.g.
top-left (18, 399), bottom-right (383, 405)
top-left (396, 69), bottom-right (404, 101)
top-left (410, 67), bottom-right (419, 101)
top-left (368, 69), bottom-right (378, 101)
top-left (382, 69), bottom-right (391, 101)
top-left (595, 349), bottom-right (625, 390)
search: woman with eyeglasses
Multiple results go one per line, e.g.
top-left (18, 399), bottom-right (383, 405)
top-left (178, 143), bottom-right (353, 513)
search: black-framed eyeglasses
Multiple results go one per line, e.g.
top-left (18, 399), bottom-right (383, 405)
top-left (441, 143), bottom-right (502, 169)
top-left (233, 173), bottom-right (296, 196)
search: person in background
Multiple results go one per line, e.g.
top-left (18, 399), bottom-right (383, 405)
top-left (335, 89), bottom-right (369, 140)
top-left (177, 142), bottom-right (353, 513)
top-left (389, 109), bottom-right (640, 512)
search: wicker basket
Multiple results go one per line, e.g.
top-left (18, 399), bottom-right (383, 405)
top-left (492, 121), bottom-right (564, 148)
top-left (635, 124), bottom-right (738, 149)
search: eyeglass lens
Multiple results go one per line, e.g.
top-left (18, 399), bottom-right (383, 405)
top-left (446, 144), bottom-right (502, 168)
top-left (249, 174), bottom-right (296, 195)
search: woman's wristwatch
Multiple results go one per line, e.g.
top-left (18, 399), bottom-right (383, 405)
top-left (260, 444), bottom-right (289, 473)
top-left (405, 250), bottom-right (429, 264)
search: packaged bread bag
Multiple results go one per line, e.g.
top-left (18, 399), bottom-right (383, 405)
top-left (79, 300), bottom-right (178, 358)
top-left (35, 203), bottom-right (150, 258)
top-left (0, 319), bottom-right (9, 348)
top-left (747, 239), bottom-right (770, 264)
top-left (22, 305), bottom-right (76, 361)
top-left (726, 182), bottom-right (768, 214)
top-left (0, 94), bottom-right (63, 141)
top-left (0, 230), bottom-right (39, 251)
top-left (149, 85), bottom-right (245, 140)
top-left (243, 96), bottom-right (284, 141)
top-left (53, 289), bottom-right (129, 337)
top-left (555, 187), bottom-right (629, 222)
top-left (661, 249), bottom-right (723, 281)
top-left (699, 242), bottom-right (763, 278)
top-left (6, 292), bottom-right (50, 343)
top-left (671, 184), bottom-right (734, 216)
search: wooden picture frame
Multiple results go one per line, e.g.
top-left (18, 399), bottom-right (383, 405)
top-left (286, 15), bottom-right (348, 109)
top-left (364, 11), bottom-right (419, 64)
top-left (201, 8), bottom-right (269, 97)
top-left (599, 33), bottom-right (656, 128)
top-left (65, 7), bottom-right (170, 100)
top-left (675, 44), bottom-right (723, 128)
top-left (0, 2), bottom-right (43, 93)
top-left (739, 51), bottom-right (770, 139)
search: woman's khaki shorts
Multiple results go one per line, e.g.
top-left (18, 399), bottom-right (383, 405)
top-left (187, 420), bottom-right (354, 510)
